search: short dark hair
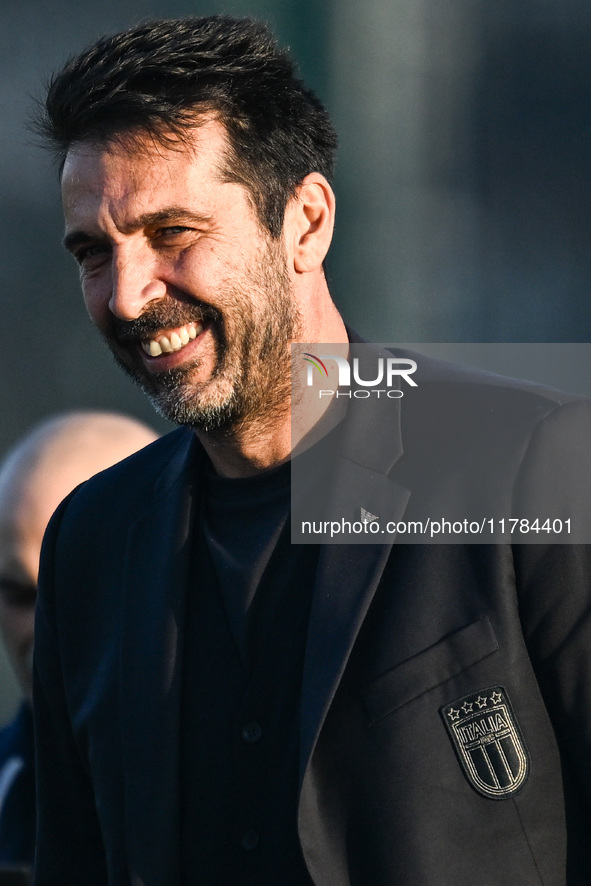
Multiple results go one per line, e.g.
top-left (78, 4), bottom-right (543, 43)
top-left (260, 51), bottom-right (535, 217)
top-left (38, 15), bottom-right (337, 237)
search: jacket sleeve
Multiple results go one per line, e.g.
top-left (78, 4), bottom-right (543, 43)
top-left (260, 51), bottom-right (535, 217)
top-left (512, 398), bottom-right (591, 811)
top-left (33, 497), bottom-right (109, 885)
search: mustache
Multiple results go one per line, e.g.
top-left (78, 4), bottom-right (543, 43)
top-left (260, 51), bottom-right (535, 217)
top-left (113, 301), bottom-right (222, 343)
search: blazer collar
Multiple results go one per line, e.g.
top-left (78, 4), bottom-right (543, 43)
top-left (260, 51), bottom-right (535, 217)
top-left (299, 344), bottom-right (410, 781)
top-left (121, 429), bottom-right (197, 885)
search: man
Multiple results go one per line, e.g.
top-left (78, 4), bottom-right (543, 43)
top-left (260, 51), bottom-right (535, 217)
top-left (33, 15), bottom-right (591, 885)
top-left (0, 412), bottom-right (157, 869)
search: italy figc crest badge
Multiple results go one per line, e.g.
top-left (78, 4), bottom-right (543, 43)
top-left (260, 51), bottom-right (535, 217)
top-left (441, 686), bottom-right (530, 799)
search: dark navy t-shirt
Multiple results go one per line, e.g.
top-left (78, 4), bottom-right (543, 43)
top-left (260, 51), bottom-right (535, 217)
top-left (180, 455), bottom-right (318, 884)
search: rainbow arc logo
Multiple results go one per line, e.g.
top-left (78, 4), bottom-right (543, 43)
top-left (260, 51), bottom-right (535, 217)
top-left (302, 353), bottom-right (329, 377)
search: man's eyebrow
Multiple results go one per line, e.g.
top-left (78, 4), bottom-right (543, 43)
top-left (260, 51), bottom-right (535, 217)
top-left (134, 208), bottom-right (214, 228)
top-left (63, 208), bottom-right (213, 251)
top-left (0, 575), bottom-right (36, 592)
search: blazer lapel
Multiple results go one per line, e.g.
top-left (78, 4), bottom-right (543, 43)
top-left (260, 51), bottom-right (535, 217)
top-left (120, 431), bottom-right (197, 886)
top-left (299, 374), bottom-right (410, 781)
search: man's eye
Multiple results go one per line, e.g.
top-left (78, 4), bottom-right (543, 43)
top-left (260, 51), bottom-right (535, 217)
top-left (74, 244), bottom-right (110, 265)
top-left (156, 226), bottom-right (194, 240)
top-left (0, 580), bottom-right (37, 608)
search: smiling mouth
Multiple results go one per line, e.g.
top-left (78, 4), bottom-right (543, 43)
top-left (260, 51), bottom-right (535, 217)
top-left (140, 321), bottom-right (204, 357)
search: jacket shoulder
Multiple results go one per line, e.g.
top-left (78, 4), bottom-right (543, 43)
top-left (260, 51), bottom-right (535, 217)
top-left (395, 349), bottom-right (591, 441)
top-left (398, 347), bottom-right (585, 405)
top-left (49, 426), bottom-right (195, 530)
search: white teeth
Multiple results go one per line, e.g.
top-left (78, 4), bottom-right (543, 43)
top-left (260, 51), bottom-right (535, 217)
top-left (141, 321), bottom-right (203, 358)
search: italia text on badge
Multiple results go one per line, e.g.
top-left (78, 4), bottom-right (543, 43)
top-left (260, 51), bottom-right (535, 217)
top-left (441, 686), bottom-right (530, 799)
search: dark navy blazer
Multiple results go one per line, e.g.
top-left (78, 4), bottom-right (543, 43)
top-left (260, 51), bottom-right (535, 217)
top-left (33, 350), bottom-right (591, 885)
top-left (0, 702), bottom-right (34, 868)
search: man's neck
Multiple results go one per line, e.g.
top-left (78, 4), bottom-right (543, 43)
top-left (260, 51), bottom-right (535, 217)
top-left (194, 409), bottom-right (294, 478)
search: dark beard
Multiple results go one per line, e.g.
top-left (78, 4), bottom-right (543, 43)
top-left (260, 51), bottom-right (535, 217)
top-left (104, 242), bottom-right (300, 433)
top-left (110, 354), bottom-right (244, 431)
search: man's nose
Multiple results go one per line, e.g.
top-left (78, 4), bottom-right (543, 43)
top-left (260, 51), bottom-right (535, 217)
top-left (108, 247), bottom-right (167, 320)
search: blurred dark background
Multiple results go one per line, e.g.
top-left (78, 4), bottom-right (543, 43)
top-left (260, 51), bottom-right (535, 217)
top-left (1, 0), bottom-right (591, 712)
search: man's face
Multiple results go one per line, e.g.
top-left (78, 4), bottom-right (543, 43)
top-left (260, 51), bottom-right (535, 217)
top-left (0, 495), bottom-right (42, 703)
top-left (61, 120), bottom-right (301, 431)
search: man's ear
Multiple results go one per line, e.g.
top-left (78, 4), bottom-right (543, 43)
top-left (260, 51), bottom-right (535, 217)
top-left (286, 173), bottom-right (335, 273)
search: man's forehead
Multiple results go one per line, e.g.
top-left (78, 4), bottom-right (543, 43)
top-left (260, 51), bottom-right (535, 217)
top-left (0, 508), bottom-right (31, 563)
top-left (63, 117), bottom-right (230, 181)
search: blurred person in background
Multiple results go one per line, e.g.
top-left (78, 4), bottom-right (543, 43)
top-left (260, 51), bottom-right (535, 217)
top-left (0, 412), bottom-right (157, 868)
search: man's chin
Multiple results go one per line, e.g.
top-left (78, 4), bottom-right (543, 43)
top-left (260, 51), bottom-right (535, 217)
top-left (115, 359), bottom-right (240, 431)
top-left (148, 388), bottom-right (240, 432)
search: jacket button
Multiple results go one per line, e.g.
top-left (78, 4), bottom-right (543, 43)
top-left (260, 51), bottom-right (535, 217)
top-left (241, 721), bottom-right (262, 743)
top-left (241, 829), bottom-right (259, 851)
